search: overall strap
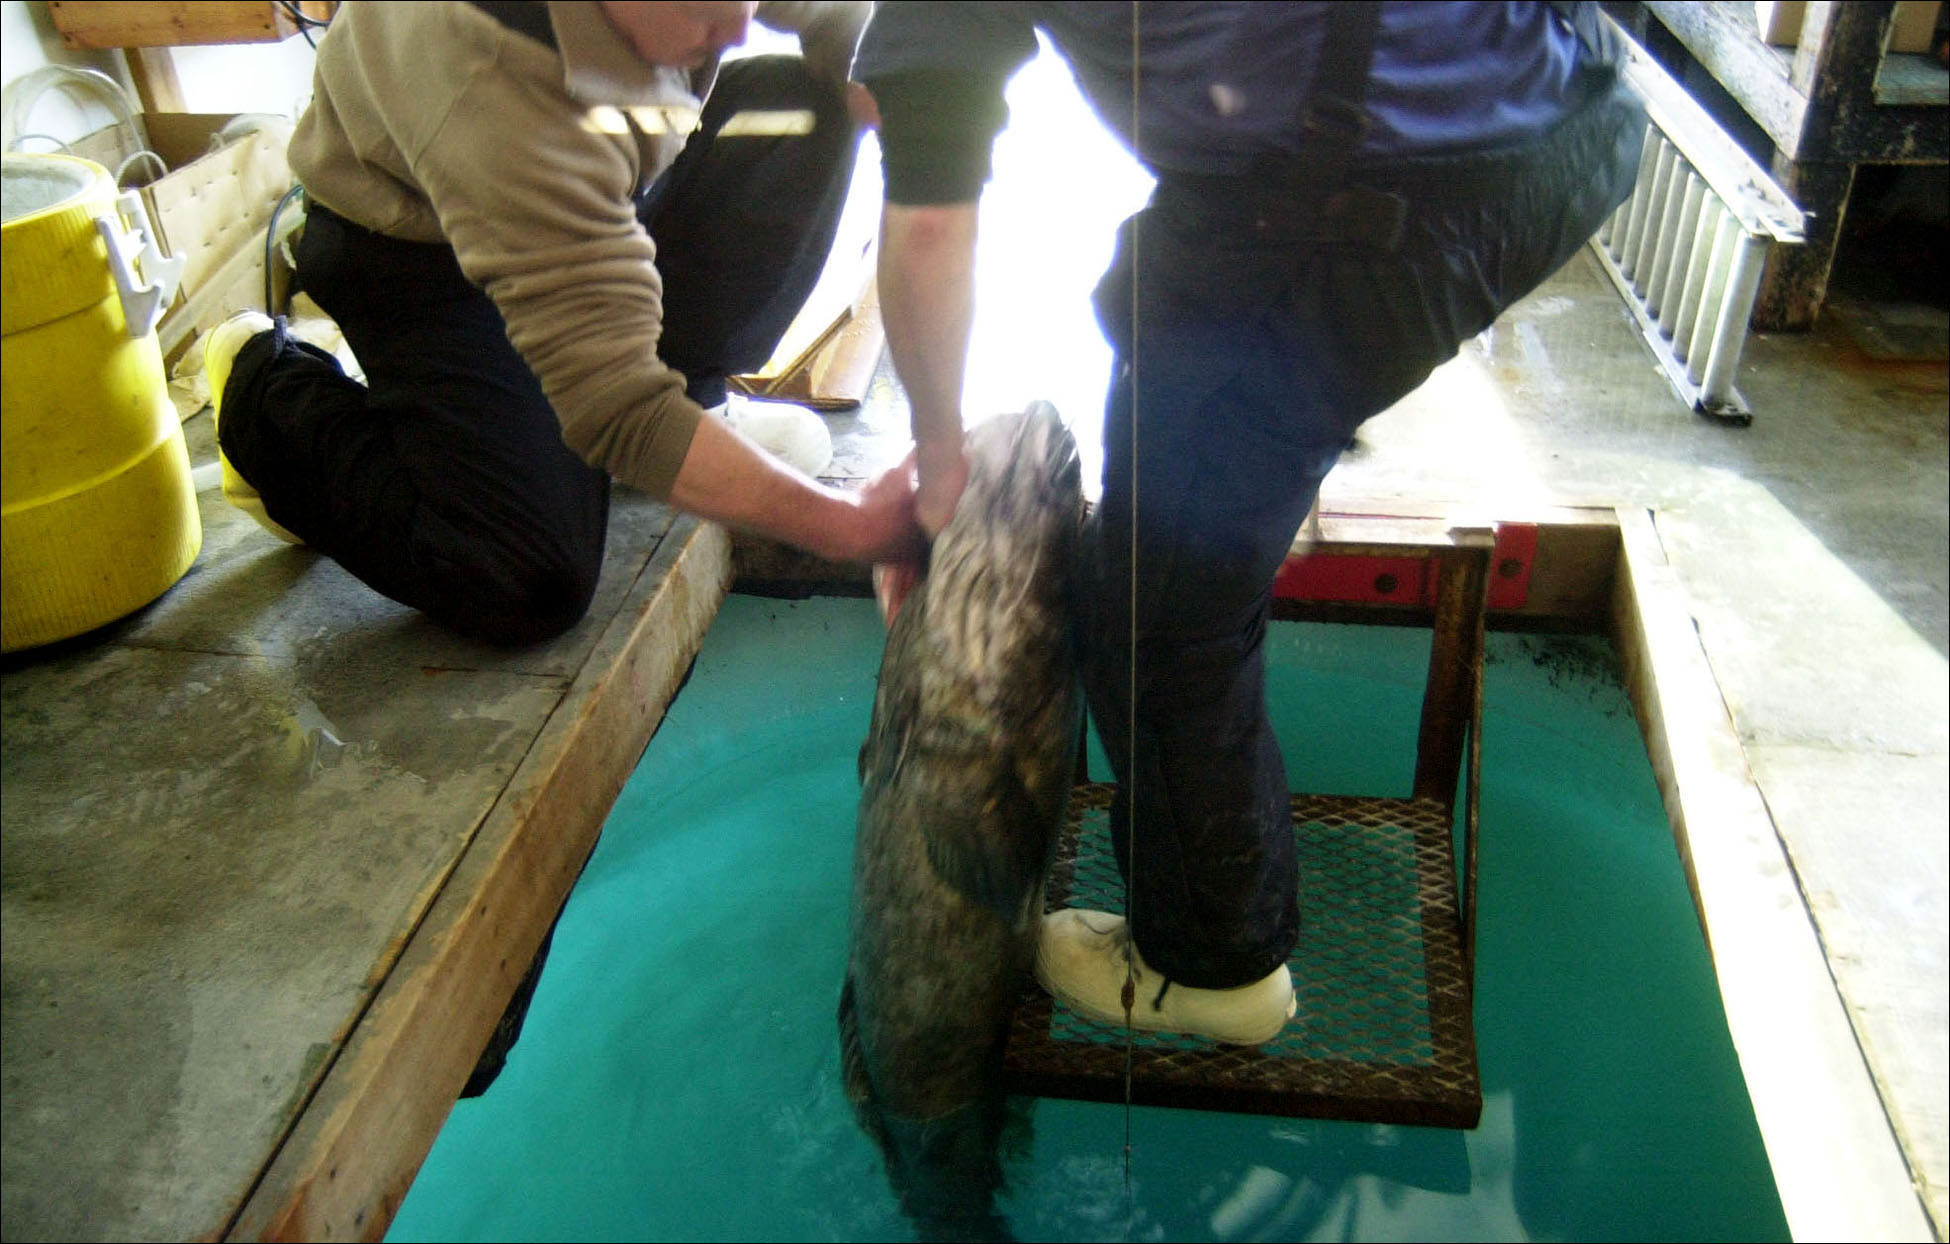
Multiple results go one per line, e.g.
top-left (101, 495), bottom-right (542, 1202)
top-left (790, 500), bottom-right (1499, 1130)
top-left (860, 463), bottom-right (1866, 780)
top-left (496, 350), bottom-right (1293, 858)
top-left (1545, 0), bottom-right (1625, 66)
top-left (1286, 0), bottom-right (1387, 183)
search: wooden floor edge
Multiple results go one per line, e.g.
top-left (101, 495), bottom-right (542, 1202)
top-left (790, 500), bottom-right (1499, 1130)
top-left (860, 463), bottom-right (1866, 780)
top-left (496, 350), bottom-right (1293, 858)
top-left (223, 518), bottom-right (735, 1243)
top-left (1609, 506), bottom-right (1934, 1243)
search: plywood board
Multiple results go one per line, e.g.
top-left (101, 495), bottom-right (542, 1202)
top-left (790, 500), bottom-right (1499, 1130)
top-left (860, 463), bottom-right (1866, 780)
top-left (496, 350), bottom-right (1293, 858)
top-left (1609, 506), bottom-right (1932, 1242)
top-left (225, 518), bottom-right (733, 1240)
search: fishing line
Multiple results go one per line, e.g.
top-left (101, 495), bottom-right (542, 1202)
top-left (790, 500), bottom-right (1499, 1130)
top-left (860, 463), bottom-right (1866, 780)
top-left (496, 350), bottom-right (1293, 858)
top-left (1119, 2), bottom-right (1141, 1238)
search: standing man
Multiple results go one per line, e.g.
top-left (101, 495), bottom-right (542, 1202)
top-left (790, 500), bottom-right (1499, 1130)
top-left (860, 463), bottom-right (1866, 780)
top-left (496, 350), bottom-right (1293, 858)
top-left (856, 2), bottom-right (1644, 1044)
top-left (206, 1), bottom-right (922, 646)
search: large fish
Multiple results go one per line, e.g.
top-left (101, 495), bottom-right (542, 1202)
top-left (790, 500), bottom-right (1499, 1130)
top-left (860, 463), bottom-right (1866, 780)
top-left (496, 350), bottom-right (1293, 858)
top-left (839, 402), bottom-right (1085, 1242)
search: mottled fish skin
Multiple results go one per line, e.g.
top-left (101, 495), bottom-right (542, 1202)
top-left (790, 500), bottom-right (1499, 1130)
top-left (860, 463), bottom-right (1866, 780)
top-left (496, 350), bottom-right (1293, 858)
top-left (840, 403), bottom-right (1084, 1243)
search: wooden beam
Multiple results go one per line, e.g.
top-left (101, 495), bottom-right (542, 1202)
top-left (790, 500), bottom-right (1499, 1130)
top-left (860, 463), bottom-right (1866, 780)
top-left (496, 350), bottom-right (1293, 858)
top-left (1789, 0), bottom-right (1902, 160)
top-left (1608, 507), bottom-right (1933, 1242)
top-left (1755, 157), bottom-right (1856, 331)
top-left (1643, 0), bottom-right (1812, 155)
top-left (124, 46), bottom-right (185, 114)
top-left (55, 2), bottom-right (280, 48)
top-left (1412, 535), bottom-right (1492, 803)
top-left (50, 1), bottom-right (333, 49)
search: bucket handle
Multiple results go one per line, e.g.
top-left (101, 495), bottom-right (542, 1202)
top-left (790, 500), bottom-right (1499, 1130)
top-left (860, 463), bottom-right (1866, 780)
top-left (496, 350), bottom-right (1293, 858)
top-left (94, 190), bottom-right (184, 339)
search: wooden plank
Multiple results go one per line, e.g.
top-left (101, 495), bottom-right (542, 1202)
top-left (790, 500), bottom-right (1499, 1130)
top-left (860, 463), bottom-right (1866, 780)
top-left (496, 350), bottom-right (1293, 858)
top-left (1646, 1), bottom-right (1923, 163)
top-left (729, 506), bottom-right (1622, 629)
top-left (733, 255), bottom-right (884, 412)
top-left (1827, 98), bottom-right (1950, 161)
top-left (1787, 1), bottom-right (1841, 97)
top-left (1516, 512), bottom-right (1620, 624)
top-left (1644, 0), bottom-right (1812, 155)
top-left (49, 1), bottom-right (333, 49)
top-left (224, 518), bottom-right (734, 1243)
top-left (1608, 506), bottom-right (1933, 1242)
top-left (1412, 535), bottom-right (1492, 803)
top-left (805, 274), bottom-right (885, 408)
top-left (737, 236), bottom-right (876, 387)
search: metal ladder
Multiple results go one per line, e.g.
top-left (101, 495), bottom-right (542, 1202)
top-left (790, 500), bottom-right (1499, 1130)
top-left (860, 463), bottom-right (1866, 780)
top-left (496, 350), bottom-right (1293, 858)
top-left (1592, 13), bottom-right (1807, 424)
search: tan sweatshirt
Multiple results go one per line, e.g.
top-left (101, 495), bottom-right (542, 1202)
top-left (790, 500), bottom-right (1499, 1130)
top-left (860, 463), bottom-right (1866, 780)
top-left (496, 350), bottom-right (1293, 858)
top-left (287, 1), bottom-right (869, 498)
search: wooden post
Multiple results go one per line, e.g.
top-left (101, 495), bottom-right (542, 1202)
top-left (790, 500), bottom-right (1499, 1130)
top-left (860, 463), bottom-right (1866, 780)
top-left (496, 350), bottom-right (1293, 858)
top-left (1755, 156), bottom-right (1857, 330)
top-left (1754, 0), bottom-right (1896, 330)
top-left (1412, 539), bottom-right (1491, 805)
top-left (123, 46), bottom-right (185, 114)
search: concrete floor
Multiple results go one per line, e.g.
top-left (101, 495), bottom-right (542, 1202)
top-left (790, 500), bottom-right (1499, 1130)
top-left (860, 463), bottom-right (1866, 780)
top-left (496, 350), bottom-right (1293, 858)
top-left (3, 46), bottom-right (1946, 1244)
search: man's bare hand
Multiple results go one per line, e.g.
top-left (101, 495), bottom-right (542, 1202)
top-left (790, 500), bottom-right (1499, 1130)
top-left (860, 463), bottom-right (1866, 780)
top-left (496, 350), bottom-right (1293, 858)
top-left (847, 451), bottom-right (926, 565)
top-left (913, 438), bottom-right (969, 538)
top-left (872, 560), bottom-right (918, 626)
top-left (846, 81), bottom-right (881, 130)
top-left (874, 439), bottom-right (973, 625)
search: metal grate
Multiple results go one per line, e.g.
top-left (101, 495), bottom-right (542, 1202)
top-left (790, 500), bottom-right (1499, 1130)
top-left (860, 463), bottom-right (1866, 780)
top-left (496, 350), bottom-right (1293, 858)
top-left (1591, 15), bottom-right (1805, 424)
top-left (1002, 782), bottom-right (1482, 1129)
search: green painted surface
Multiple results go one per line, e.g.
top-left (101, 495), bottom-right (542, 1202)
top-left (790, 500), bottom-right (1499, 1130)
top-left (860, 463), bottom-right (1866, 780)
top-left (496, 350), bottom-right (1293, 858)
top-left (388, 594), bottom-right (1788, 1242)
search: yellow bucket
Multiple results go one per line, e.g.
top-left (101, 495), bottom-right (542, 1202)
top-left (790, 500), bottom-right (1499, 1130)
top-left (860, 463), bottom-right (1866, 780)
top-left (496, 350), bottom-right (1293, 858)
top-left (2, 152), bottom-right (199, 652)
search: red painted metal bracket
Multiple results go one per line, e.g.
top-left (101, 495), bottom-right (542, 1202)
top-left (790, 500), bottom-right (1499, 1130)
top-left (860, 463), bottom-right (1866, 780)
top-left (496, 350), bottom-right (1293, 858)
top-left (1272, 521), bottom-right (1538, 609)
top-left (1485, 522), bottom-right (1537, 610)
top-left (1273, 550), bottom-right (1431, 605)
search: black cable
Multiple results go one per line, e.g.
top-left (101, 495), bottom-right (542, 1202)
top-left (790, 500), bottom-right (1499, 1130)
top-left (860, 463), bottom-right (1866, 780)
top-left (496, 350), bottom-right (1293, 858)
top-left (264, 183), bottom-right (306, 315)
top-left (276, 0), bottom-right (332, 29)
top-left (265, 5), bottom-right (329, 306)
top-left (277, 0), bottom-right (329, 47)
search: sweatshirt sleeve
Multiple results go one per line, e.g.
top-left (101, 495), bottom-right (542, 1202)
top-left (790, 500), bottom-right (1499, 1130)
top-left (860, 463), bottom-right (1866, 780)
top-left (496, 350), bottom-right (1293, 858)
top-left (853, 2), bottom-right (1038, 205)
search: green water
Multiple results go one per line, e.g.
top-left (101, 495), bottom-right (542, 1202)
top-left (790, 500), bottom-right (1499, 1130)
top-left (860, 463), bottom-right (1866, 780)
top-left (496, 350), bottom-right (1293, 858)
top-left (387, 594), bottom-right (1789, 1242)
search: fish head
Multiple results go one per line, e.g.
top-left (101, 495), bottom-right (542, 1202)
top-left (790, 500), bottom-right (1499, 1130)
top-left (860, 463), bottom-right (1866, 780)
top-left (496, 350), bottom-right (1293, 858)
top-left (922, 401), bottom-right (1085, 683)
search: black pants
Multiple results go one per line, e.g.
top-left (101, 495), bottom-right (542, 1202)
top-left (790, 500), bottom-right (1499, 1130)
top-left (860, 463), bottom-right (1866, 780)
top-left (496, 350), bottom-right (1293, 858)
top-left (219, 56), bottom-right (860, 644)
top-left (1081, 72), bottom-right (1646, 989)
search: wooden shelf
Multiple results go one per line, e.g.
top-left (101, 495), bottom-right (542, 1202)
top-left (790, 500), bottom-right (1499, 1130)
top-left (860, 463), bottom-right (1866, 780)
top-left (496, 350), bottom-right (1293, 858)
top-left (1644, 0), bottom-right (1946, 163)
top-left (1876, 50), bottom-right (1950, 106)
top-left (48, 1), bottom-right (336, 49)
top-left (1627, 0), bottom-right (1947, 328)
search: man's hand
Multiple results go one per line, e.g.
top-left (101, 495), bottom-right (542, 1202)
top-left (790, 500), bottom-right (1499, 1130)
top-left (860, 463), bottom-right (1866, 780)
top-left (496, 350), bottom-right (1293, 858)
top-left (667, 414), bottom-right (925, 568)
top-left (871, 432), bottom-right (975, 625)
top-left (848, 450), bottom-right (927, 565)
top-left (868, 449), bottom-right (927, 625)
top-left (913, 437), bottom-right (968, 538)
top-left (846, 82), bottom-right (881, 130)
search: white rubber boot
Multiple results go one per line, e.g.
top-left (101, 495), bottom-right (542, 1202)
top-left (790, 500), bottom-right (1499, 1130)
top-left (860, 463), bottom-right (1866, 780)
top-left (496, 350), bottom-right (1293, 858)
top-left (1036, 908), bottom-right (1296, 1045)
top-left (708, 392), bottom-right (833, 477)
top-left (204, 312), bottom-right (302, 544)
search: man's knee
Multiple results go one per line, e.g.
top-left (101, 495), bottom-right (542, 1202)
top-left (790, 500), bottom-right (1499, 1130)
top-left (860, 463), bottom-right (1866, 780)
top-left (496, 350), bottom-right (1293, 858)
top-left (424, 532), bottom-right (604, 646)
top-left (452, 564), bottom-right (600, 645)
